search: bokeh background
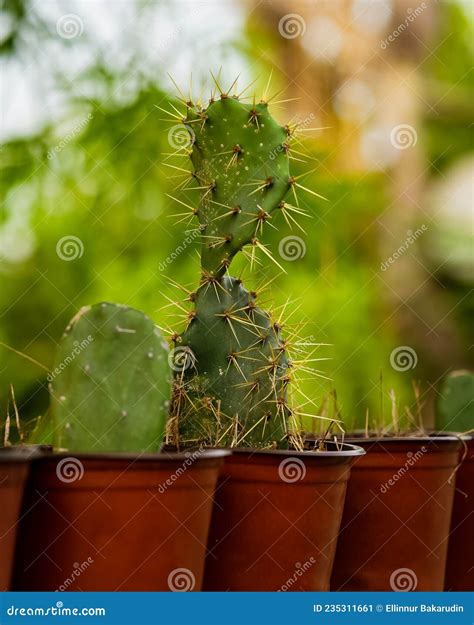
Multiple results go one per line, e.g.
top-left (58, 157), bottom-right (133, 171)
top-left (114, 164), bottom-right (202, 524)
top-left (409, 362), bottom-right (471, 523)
top-left (1, 0), bottom-right (472, 437)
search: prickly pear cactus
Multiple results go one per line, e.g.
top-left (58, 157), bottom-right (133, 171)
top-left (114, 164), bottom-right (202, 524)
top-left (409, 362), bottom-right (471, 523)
top-left (436, 370), bottom-right (474, 433)
top-left (51, 302), bottom-right (171, 452)
top-left (167, 82), bottom-right (313, 449)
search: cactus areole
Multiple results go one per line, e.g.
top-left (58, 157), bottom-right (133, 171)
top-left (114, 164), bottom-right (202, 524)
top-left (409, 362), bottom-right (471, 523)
top-left (169, 89), bottom-right (309, 449)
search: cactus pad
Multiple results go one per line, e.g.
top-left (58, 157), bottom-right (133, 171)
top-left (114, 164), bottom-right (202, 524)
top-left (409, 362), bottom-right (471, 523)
top-left (436, 370), bottom-right (474, 433)
top-left (184, 97), bottom-right (291, 277)
top-left (51, 302), bottom-right (171, 452)
top-left (171, 276), bottom-right (291, 447)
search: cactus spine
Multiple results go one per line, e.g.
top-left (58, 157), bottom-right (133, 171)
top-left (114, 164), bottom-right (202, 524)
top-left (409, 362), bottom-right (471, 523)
top-left (51, 302), bottom-right (171, 452)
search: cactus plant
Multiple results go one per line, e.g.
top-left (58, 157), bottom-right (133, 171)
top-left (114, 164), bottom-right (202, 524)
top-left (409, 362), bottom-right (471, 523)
top-left (436, 370), bottom-right (474, 433)
top-left (50, 302), bottom-right (171, 452)
top-left (167, 79), bottom-right (320, 449)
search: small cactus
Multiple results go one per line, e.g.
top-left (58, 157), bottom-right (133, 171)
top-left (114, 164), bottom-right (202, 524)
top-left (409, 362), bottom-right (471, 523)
top-left (50, 302), bottom-right (171, 452)
top-left (435, 370), bottom-right (474, 433)
top-left (166, 78), bottom-right (320, 449)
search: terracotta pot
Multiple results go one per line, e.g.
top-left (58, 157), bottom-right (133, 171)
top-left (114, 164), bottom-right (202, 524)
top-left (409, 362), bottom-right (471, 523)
top-left (13, 449), bottom-right (228, 591)
top-left (445, 436), bottom-right (474, 591)
top-left (203, 442), bottom-right (365, 591)
top-left (0, 447), bottom-right (39, 591)
top-left (330, 436), bottom-right (463, 591)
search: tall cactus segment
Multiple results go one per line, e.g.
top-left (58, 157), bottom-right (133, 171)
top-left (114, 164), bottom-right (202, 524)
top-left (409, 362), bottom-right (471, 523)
top-left (185, 97), bottom-right (291, 277)
top-left (166, 78), bottom-right (317, 449)
top-left (171, 275), bottom-right (291, 447)
top-left (51, 303), bottom-right (171, 452)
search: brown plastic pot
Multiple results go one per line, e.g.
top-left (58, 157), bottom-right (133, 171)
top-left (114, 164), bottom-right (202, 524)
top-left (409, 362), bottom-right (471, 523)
top-left (203, 442), bottom-right (365, 591)
top-left (330, 435), bottom-right (463, 591)
top-left (445, 436), bottom-right (474, 591)
top-left (13, 449), bottom-right (228, 591)
top-left (0, 447), bottom-right (40, 591)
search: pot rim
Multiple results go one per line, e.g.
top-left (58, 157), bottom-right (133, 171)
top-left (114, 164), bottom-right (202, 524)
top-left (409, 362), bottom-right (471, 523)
top-left (0, 445), bottom-right (49, 463)
top-left (231, 441), bottom-right (366, 458)
top-left (38, 448), bottom-right (231, 462)
top-left (337, 431), bottom-right (469, 444)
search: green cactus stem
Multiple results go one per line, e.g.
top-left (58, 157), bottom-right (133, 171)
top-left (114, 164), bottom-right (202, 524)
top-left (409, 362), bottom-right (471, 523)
top-left (184, 97), bottom-right (291, 277)
top-left (436, 370), bottom-right (474, 433)
top-left (170, 275), bottom-right (292, 448)
top-left (50, 302), bottom-right (171, 453)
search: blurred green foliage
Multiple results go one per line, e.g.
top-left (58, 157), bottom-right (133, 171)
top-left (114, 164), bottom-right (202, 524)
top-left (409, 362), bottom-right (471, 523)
top-left (1, 0), bottom-right (472, 439)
